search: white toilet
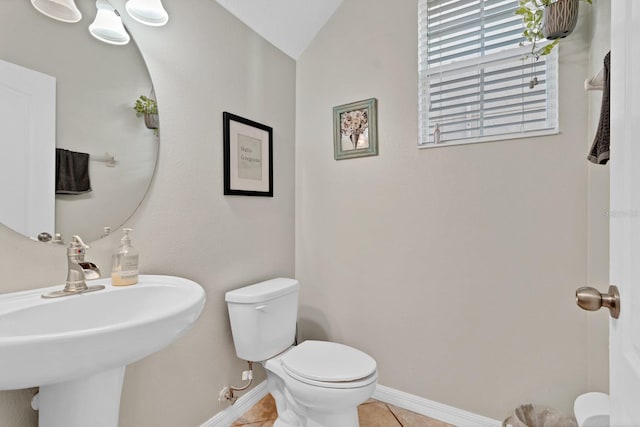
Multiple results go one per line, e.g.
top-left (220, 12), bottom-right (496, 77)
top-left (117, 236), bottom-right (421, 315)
top-left (225, 278), bottom-right (378, 427)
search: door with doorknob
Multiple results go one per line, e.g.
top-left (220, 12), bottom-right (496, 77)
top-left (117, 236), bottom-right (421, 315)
top-left (579, 2), bottom-right (640, 424)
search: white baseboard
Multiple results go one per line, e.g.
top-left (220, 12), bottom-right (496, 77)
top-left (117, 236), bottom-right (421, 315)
top-left (199, 381), bottom-right (501, 427)
top-left (200, 381), bottom-right (269, 427)
top-left (373, 384), bottom-right (502, 427)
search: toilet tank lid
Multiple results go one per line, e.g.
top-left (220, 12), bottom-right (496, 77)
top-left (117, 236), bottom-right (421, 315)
top-left (225, 278), bottom-right (299, 304)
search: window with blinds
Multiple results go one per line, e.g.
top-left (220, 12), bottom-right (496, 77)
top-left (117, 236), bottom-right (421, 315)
top-left (418, 0), bottom-right (558, 147)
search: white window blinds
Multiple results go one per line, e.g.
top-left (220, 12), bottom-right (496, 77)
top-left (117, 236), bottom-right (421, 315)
top-left (418, 0), bottom-right (558, 146)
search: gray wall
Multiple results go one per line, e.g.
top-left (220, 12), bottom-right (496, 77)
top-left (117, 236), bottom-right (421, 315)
top-left (0, 0), bottom-right (296, 425)
top-left (295, 0), bottom-right (600, 420)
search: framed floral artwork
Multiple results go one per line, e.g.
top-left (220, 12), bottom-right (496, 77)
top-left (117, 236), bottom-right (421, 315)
top-left (333, 98), bottom-right (378, 160)
top-left (223, 112), bottom-right (273, 197)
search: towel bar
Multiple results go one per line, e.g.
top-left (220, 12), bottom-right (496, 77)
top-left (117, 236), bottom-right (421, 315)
top-left (90, 152), bottom-right (117, 167)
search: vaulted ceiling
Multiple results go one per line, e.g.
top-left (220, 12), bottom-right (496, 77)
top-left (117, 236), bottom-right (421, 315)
top-left (216, 0), bottom-right (344, 59)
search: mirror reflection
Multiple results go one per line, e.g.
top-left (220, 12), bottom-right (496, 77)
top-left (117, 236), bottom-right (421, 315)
top-left (0, 0), bottom-right (159, 243)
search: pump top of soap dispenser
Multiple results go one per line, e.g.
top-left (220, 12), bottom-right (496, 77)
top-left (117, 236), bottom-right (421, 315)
top-left (121, 228), bottom-right (132, 244)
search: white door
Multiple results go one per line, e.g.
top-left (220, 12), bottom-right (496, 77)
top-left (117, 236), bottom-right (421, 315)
top-left (0, 59), bottom-right (56, 239)
top-left (609, 1), bottom-right (640, 425)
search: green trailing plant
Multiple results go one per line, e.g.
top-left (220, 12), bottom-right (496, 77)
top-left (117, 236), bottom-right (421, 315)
top-left (516, 0), bottom-right (592, 60)
top-left (133, 95), bottom-right (158, 116)
top-left (133, 95), bottom-right (159, 136)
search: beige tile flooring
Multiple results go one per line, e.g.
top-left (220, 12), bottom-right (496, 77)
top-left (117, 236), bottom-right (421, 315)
top-left (231, 394), bottom-right (455, 427)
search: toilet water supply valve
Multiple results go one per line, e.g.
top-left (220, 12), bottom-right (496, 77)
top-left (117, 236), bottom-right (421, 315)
top-left (219, 361), bottom-right (253, 405)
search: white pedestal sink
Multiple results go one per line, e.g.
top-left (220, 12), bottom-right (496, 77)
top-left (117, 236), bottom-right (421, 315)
top-left (0, 275), bottom-right (206, 427)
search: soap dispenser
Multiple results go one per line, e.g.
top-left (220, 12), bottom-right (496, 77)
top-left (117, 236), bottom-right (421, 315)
top-left (434, 122), bottom-right (441, 144)
top-left (111, 228), bottom-right (139, 286)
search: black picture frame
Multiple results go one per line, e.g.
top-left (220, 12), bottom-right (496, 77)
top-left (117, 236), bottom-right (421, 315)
top-left (223, 112), bottom-right (273, 197)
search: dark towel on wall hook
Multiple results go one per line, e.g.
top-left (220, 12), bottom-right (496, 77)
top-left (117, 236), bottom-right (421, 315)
top-left (56, 148), bottom-right (92, 194)
top-left (588, 51), bottom-right (611, 165)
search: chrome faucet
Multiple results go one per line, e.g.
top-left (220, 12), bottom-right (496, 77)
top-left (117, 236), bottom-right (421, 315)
top-left (42, 235), bottom-right (105, 299)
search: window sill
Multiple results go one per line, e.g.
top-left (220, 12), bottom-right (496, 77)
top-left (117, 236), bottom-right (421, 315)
top-left (418, 128), bottom-right (560, 149)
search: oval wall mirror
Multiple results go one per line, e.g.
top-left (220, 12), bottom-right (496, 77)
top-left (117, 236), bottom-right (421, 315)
top-left (0, 0), bottom-right (158, 243)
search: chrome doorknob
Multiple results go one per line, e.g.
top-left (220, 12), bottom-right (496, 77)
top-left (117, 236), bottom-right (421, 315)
top-left (576, 285), bottom-right (620, 319)
top-left (37, 232), bottom-right (52, 242)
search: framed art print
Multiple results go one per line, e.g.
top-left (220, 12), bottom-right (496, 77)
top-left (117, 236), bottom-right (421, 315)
top-left (333, 98), bottom-right (378, 160)
top-left (223, 112), bottom-right (273, 197)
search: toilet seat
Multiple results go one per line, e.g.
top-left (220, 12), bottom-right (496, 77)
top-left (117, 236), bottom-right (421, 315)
top-left (280, 341), bottom-right (377, 389)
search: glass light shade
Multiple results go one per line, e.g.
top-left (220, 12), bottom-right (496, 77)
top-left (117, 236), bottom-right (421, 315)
top-left (89, 0), bottom-right (130, 45)
top-left (125, 0), bottom-right (168, 27)
top-left (31, 0), bottom-right (82, 23)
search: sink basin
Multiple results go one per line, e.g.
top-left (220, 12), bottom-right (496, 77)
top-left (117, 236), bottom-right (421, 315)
top-left (0, 275), bottom-right (206, 427)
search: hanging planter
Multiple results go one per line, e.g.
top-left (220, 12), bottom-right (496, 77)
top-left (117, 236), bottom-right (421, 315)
top-left (516, 0), bottom-right (591, 60)
top-left (133, 94), bottom-right (159, 133)
top-left (543, 0), bottom-right (580, 40)
top-left (143, 112), bottom-right (159, 130)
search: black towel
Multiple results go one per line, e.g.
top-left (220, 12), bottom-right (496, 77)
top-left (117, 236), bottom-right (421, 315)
top-left (588, 51), bottom-right (611, 165)
top-left (55, 148), bottom-right (92, 194)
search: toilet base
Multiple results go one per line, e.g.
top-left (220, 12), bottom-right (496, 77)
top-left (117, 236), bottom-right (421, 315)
top-left (305, 408), bottom-right (359, 427)
top-left (264, 359), bottom-right (373, 427)
top-left (270, 400), bottom-right (360, 427)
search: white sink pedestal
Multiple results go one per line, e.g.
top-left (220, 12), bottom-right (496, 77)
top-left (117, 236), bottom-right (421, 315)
top-left (0, 275), bottom-right (206, 425)
top-left (38, 366), bottom-right (125, 427)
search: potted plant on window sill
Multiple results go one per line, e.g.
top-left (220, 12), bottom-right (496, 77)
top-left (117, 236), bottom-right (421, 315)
top-left (517, 0), bottom-right (592, 60)
top-left (133, 95), bottom-right (159, 132)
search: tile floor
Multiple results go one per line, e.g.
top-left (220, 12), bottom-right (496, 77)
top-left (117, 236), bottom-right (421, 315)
top-left (231, 394), bottom-right (455, 427)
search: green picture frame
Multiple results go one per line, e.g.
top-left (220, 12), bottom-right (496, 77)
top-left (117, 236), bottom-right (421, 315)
top-left (333, 98), bottom-right (378, 160)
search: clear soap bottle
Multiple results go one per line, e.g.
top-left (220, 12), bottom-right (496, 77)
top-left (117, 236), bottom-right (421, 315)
top-left (111, 228), bottom-right (139, 286)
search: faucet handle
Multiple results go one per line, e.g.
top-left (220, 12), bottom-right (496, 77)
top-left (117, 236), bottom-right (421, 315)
top-left (70, 235), bottom-right (89, 249)
top-left (68, 235), bottom-right (90, 257)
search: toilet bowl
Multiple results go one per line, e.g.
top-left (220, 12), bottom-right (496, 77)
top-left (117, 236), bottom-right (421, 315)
top-left (225, 278), bottom-right (378, 427)
top-left (265, 341), bottom-right (377, 427)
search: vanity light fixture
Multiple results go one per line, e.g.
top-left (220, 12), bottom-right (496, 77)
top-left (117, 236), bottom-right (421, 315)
top-left (31, 0), bottom-right (169, 46)
top-left (89, 0), bottom-right (131, 45)
top-left (31, 0), bottom-right (82, 23)
top-left (125, 0), bottom-right (169, 27)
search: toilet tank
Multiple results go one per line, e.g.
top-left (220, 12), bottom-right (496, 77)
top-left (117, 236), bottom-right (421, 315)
top-left (225, 278), bottom-right (299, 361)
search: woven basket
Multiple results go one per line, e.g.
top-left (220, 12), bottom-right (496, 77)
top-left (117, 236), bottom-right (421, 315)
top-left (543, 0), bottom-right (579, 40)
